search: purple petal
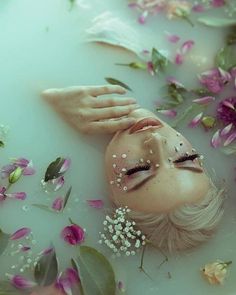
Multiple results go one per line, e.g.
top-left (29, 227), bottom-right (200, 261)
top-left (21, 246), bottom-right (31, 252)
top-left (147, 61), bottom-right (155, 75)
top-left (39, 246), bottom-right (54, 256)
top-left (138, 11), bottom-right (148, 24)
top-left (65, 268), bottom-right (80, 284)
top-left (192, 96), bottom-right (215, 105)
top-left (12, 158), bottom-right (29, 168)
top-left (52, 197), bottom-right (64, 211)
top-left (175, 53), bottom-right (184, 65)
top-left (211, 0), bottom-right (226, 7)
top-left (211, 129), bottom-right (221, 148)
top-left (192, 4), bottom-right (205, 12)
top-left (188, 112), bottom-right (203, 128)
top-left (52, 176), bottom-right (65, 191)
top-left (222, 100), bottom-right (235, 110)
top-left (23, 166), bottom-right (35, 176)
top-left (128, 3), bottom-right (139, 9)
top-left (61, 224), bottom-right (85, 245)
top-left (1, 164), bottom-right (16, 179)
top-left (87, 199), bottom-right (104, 209)
top-left (224, 132), bottom-right (236, 146)
top-left (118, 281), bottom-right (125, 292)
top-left (59, 158), bottom-right (71, 173)
top-left (181, 40), bottom-right (195, 55)
top-left (218, 67), bottom-right (231, 83)
top-left (157, 109), bottom-right (177, 118)
top-left (10, 227), bottom-right (31, 240)
top-left (221, 123), bottom-right (233, 136)
top-left (6, 274), bottom-right (36, 289)
top-left (6, 192), bottom-right (27, 200)
top-left (166, 76), bottom-right (185, 88)
top-left (165, 32), bottom-right (180, 43)
top-left (0, 186), bottom-right (6, 194)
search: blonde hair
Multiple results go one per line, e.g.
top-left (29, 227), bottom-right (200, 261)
top-left (115, 184), bottom-right (225, 253)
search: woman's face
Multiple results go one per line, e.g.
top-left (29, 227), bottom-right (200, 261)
top-left (105, 108), bottom-right (210, 213)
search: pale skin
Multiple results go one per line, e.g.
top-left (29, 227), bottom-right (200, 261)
top-left (42, 85), bottom-right (139, 134)
top-left (40, 85), bottom-right (210, 294)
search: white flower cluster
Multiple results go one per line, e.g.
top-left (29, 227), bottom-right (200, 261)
top-left (99, 206), bottom-right (146, 257)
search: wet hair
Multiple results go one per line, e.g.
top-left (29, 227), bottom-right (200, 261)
top-left (115, 183), bottom-right (225, 253)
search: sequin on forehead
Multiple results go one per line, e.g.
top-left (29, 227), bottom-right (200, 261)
top-left (112, 154), bottom-right (117, 158)
top-left (121, 154), bottom-right (127, 159)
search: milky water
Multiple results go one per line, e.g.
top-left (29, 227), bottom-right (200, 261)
top-left (0, 0), bottom-right (236, 294)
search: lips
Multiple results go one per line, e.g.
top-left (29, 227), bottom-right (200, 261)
top-left (129, 118), bottom-right (163, 134)
top-left (174, 159), bottom-right (203, 172)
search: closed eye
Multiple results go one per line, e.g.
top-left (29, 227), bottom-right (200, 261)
top-left (173, 153), bottom-right (199, 163)
top-left (125, 164), bottom-right (151, 176)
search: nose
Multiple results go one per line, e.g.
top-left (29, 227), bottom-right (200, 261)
top-left (144, 133), bottom-right (167, 166)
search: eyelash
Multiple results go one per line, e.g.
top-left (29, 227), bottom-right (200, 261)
top-left (173, 153), bottom-right (199, 163)
top-left (125, 164), bottom-right (151, 176)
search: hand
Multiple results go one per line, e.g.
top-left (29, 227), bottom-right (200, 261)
top-left (42, 85), bottom-right (139, 134)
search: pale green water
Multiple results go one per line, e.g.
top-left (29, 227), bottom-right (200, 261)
top-left (0, 0), bottom-right (236, 294)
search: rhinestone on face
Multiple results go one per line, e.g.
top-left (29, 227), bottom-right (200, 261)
top-left (121, 154), bottom-right (127, 159)
top-left (112, 154), bottom-right (117, 158)
top-left (112, 164), bottom-right (117, 168)
top-left (123, 186), bottom-right (128, 191)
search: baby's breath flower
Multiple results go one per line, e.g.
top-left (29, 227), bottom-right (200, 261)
top-left (99, 207), bottom-right (146, 257)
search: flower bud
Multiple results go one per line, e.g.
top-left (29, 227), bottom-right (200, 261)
top-left (9, 167), bottom-right (23, 184)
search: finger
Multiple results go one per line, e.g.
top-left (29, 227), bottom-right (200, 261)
top-left (83, 118), bottom-right (136, 134)
top-left (90, 104), bottom-right (140, 121)
top-left (87, 85), bottom-right (127, 97)
top-left (87, 96), bottom-right (137, 108)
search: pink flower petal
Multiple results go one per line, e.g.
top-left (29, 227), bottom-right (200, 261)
top-left (6, 192), bottom-right (27, 200)
top-left (224, 132), bottom-right (236, 146)
top-left (12, 158), bottom-right (29, 168)
top-left (59, 158), bottom-right (71, 173)
top-left (40, 246), bottom-right (54, 256)
top-left (222, 100), bottom-right (235, 110)
top-left (61, 224), bottom-right (85, 245)
top-left (10, 227), bottom-right (31, 240)
top-left (52, 197), bottom-right (64, 211)
top-left (138, 11), bottom-right (148, 24)
top-left (192, 4), bottom-right (205, 12)
top-left (192, 96), bottom-right (215, 105)
top-left (211, 129), bottom-right (221, 148)
top-left (87, 199), bottom-right (104, 209)
top-left (180, 40), bottom-right (195, 55)
top-left (221, 123), bottom-right (233, 136)
top-left (23, 166), bottom-right (35, 176)
top-left (1, 164), bottom-right (15, 179)
top-left (157, 109), bottom-right (177, 118)
top-left (0, 186), bottom-right (6, 194)
top-left (211, 0), bottom-right (226, 7)
top-left (21, 246), bottom-right (31, 252)
top-left (218, 67), bottom-right (231, 84)
top-left (165, 32), bottom-right (180, 43)
top-left (175, 53), bottom-right (184, 65)
top-left (6, 274), bottom-right (36, 289)
top-left (188, 112), bottom-right (203, 128)
top-left (52, 176), bottom-right (65, 191)
top-left (56, 268), bottom-right (80, 294)
top-left (166, 76), bottom-right (185, 88)
top-left (147, 61), bottom-right (155, 75)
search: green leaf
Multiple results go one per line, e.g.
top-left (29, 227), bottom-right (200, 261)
top-left (226, 27), bottom-right (236, 45)
top-left (151, 48), bottom-right (169, 73)
top-left (71, 259), bottom-right (85, 295)
top-left (9, 167), bottom-right (23, 184)
top-left (63, 186), bottom-right (72, 210)
top-left (32, 204), bottom-right (55, 213)
top-left (34, 247), bottom-right (58, 286)
top-left (105, 77), bottom-right (132, 91)
top-left (76, 246), bottom-right (116, 295)
top-left (0, 281), bottom-right (26, 295)
top-left (44, 157), bottom-right (66, 182)
top-left (215, 45), bottom-right (236, 70)
top-left (115, 62), bottom-right (147, 70)
top-left (0, 229), bottom-right (10, 256)
top-left (0, 140), bottom-right (4, 148)
top-left (198, 17), bottom-right (236, 27)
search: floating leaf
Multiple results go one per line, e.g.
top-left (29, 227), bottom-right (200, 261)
top-left (34, 246), bottom-right (58, 286)
top-left (44, 157), bottom-right (69, 182)
top-left (151, 48), bottom-right (169, 73)
top-left (198, 17), bottom-right (236, 27)
top-left (71, 259), bottom-right (84, 295)
top-left (76, 245), bottom-right (116, 295)
top-left (105, 78), bottom-right (132, 91)
top-left (32, 204), bottom-right (54, 213)
top-left (0, 281), bottom-right (25, 295)
top-left (0, 140), bottom-right (4, 148)
top-left (0, 229), bottom-right (10, 255)
top-left (215, 45), bottom-right (236, 71)
top-left (63, 186), bottom-right (72, 209)
top-left (115, 62), bottom-right (147, 70)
